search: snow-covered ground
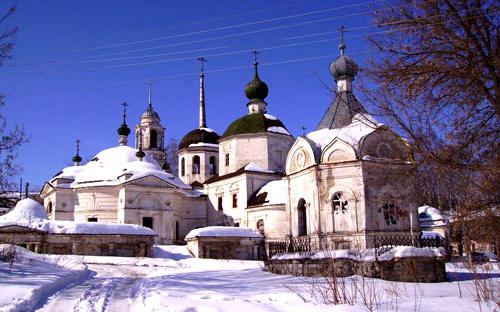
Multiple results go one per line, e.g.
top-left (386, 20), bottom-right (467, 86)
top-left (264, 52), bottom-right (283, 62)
top-left (1, 245), bottom-right (498, 312)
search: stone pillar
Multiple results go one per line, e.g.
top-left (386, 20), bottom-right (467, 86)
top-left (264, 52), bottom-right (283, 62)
top-left (108, 243), bottom-right (115, 256)
top-left (72, 242), bottom-right (80, 255)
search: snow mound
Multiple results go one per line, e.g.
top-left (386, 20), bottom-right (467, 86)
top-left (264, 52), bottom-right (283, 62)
top-left (267, 126), bottom-right (291, 135)
top-left (378, 246), bottom-right (446, 261)
top-left (2, 199), bottom-right (48, 221)
top-left (307, 113), bottom-right (382, 151)
top-left (186, 226), bottom-right (262, 239)
top-left (272, 246), bottom-right (446, 261)
top-left (256, 180), bottom-right (287, 205)
top-left (244, 162), bottom-right (274, 173)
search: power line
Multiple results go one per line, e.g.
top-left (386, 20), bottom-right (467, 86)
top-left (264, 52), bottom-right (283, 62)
top-left (83, 0), bottom-right (388, 52)
top-left (66, 0), bottom-right (325, 53)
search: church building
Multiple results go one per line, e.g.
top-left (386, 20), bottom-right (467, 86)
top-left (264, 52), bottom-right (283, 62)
top-left (40, 37), bottom-right (419, 250)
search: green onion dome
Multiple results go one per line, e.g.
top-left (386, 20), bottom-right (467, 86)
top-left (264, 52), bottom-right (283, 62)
top-left (222, 112), bottom-right (290, 139)
top-left (178, 128), bottom-right (220, 150)
top-left (245, 66), bottom-right (268, 102)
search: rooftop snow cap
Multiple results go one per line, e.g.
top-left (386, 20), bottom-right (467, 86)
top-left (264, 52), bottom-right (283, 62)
top-left (179, 128), bottom-right (220, 150)
top-left (222, 113), bottom-right (290, 138)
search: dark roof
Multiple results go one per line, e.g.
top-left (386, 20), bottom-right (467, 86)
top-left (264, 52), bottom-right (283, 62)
top-left (247, 190), bottom-right (269, 206)
top-left (117, 123), bottom-right (131, 136)
top-left (205, 163), bottom-right (283, 184)
top-left (178, 128), bottom-right (220, 150)
top-left (191, 181), bottom-right (204, 188)
top-left (316, 92), bottom-right (367, 130)
top-left (222, 113), bottom-right (289, 139)
top-left (330, 55), bottom-right (358, 81)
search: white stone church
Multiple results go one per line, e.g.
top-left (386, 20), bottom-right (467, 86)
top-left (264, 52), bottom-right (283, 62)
top-left (40, 41), bottom-right (419, 248)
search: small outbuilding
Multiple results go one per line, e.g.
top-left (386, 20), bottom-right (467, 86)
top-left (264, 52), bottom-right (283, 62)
top-left (0, 199), bottom-right (155, 257)
top-left (185, 226), bottom-right (263, 260)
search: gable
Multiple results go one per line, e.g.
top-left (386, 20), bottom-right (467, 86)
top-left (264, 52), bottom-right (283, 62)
top-left (321, 137), bottom-right (357, 163)
top-left (359, 128), bottom-right (411, 160)
top-left (286, 137), bottom-right (319, 175)
top-left (123, 175), bottom-right (176, 188)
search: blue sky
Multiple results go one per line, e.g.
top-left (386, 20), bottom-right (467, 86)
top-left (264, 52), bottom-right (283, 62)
top-left (0, 0), bottom-right (384, 188)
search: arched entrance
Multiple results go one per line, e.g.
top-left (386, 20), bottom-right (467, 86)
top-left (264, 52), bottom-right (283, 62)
top-left (297, 198), bottom-right (307, 236)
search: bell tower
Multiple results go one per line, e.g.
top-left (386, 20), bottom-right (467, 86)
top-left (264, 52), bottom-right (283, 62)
top-left (135, 80), bottom-right (167, 167)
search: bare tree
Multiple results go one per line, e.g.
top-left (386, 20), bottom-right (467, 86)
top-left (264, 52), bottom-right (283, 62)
top-left (359, 0), bottom-right (499, 254)
top-left (0, 5), bottom-right (27, 191)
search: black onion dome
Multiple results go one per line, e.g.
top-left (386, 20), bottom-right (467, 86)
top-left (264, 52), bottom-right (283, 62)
top-left (178, 128), bottom-right (220, 150)
top-left (117, 123), bottom-right (131, 136)
top-left (330, 53), bottom-right (359, 81)
top-left (222, 112), bottom-right (289, 138)
top-left (72, 155), bottom-right (82, 163)
top-left (245, 72), bottom-right (268, 102)
top-left (135, 149), bottom-right (145, 158)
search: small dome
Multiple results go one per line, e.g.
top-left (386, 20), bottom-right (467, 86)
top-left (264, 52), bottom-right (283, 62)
top-left (245, 76), bottom-right (269, 102)
top-left (179, 128), bottom-right (220, 150)
top-left (245, 62), bottom-right (268, 102)
top-left (222, 113), bottom-right (290, 139)
top-left (141, 107), bottom-right (160, 119)
top-left (330, 54), bottom-right (358, 81)
top-left (135, 148), bottom-right (146, 159)
top-left (117, 123), bottom-right (131, 136)
top-left (72, 155), bottom-right (82, 163)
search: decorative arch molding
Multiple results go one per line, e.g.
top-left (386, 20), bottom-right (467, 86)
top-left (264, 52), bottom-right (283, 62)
top-left (359, 128), bottom-right (411, 160)
top-left (321, 137), bottom-right (357, 163)
top-left (132, 192), bottom-right (163, 210)
top-left (285, 137), bottom-right (319, 175)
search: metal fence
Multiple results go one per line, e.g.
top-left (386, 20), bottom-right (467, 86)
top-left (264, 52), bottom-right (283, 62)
top-left (268, 234), bottom-right (444, 259)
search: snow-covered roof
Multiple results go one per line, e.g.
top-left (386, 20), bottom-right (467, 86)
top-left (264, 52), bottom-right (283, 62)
top-left (264, 114), bottom-right (277, 120)
top-left (267, 126), bottom-right (291, 135)
top-left (0, 199), bottom-right (155, 236)
top-left (307, 113), bottom-right (382, 152)
top-left (421, 231), bottom-right (444, 239)
top-left (51, 145), bottom-right (191, 190)
top-left (418, 205), bottom-right (446, 222)
top-left (188, 142), bottom-right (219, 148)
top-left (244, 162), bottom-right (274, 173)
top-left (253, 180), bottom-right (287, 206)
top-left (185, 226), bottom-right (262, 239)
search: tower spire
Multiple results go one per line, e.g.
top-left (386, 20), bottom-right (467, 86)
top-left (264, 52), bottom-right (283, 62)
top-left (197, 57), bottom-right (207, 128)
top-left (148, 79), bottom-right (153, 110)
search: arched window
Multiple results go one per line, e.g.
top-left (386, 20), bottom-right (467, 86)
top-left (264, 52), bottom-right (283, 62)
top-left (297, 198), bottom-right (307, 236)
top-left (382, 200), bottom-right (398, 226)
top-left (257, 219), bottom-right (265, 235)
top-left (180, 157), bottom-right (185, 176)
top-left (150, 129), bottom-right (158, 148)
top-left (192, 155), bottom-right (200, 174)
top-left (332, 192), bottom-right (348, 214)
top-left (209, 156), bottom-right (217, 175)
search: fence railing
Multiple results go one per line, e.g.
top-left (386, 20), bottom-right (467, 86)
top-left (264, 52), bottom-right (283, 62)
top-left (268, 234), bottom-right (444, 259)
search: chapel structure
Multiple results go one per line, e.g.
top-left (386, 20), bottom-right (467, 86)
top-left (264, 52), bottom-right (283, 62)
top-left (40, 37), bottom-right (419, 249)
